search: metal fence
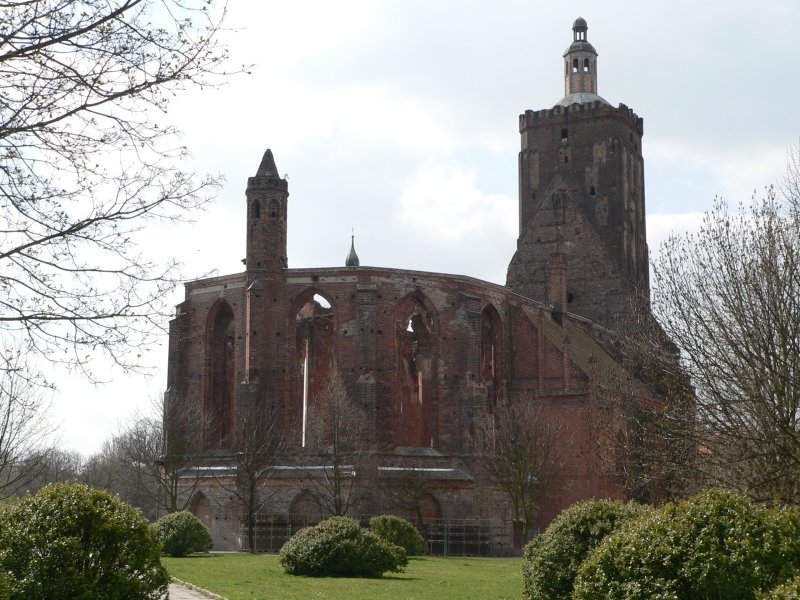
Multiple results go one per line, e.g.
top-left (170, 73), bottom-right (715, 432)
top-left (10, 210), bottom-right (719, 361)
top-left (239, 513), bottom-right (511, 556)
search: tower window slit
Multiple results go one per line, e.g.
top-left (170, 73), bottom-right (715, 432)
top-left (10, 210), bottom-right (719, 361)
top-left (572, 58), bottom-right (578, 73)
top-left (584, 58), bottom-right (590, 72)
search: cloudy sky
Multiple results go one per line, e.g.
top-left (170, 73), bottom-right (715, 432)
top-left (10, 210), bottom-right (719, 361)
top-left (51, 0), bottom-right (800, 455)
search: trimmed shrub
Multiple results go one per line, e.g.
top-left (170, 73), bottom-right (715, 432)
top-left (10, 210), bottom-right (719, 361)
top-left (369, 515), bottom-right (426, 556)
top-left (154, 510), bottom-right (213, 557)
top-left (279, 516), bottom-right (407, 577)
top-left (0, 483), bottom-right (168, 599)
top-left (574, 489), bottom-right (800, 600)
top-left (521, 499), bottom-right (650, 600)
top-left (0, 573), bottom-right (10, 600)
top-left (759, 575), bottom-right (800, 600)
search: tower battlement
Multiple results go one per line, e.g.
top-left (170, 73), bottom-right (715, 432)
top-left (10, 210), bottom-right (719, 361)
top-left (520, 102), bottom-right (643, 136)
top-left (246, 175), bottom-right (288, 192)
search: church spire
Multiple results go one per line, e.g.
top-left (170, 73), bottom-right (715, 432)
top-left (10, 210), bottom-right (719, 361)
top-left (345, 233), bottom-right (360, 267)
top-left (255, 149), bottom-right (279, 178)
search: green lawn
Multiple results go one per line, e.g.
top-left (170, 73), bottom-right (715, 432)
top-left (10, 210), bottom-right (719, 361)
top-left (163, 553), bottom-right (521, 600)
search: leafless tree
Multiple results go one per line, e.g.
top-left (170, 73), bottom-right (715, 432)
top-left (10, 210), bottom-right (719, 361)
top-left (379, 465), bottom-right (436, 533)
top-left (653, 182), bottom-right (800, 503)
top-left (585, 299), bottom-right (697, 503)
top-left (82, 440), bottom-right (152, 516)
top-left (0, 0), bottom-right (239, 381)
top-left (476, 396), bottom-right (562, 542)
top-left (216, 398), bottom-right (284, 553)
top-left (113, 391), bottom-right (205, 515)
top-left (303, 373), bottom-right (373, 516)
top-left (0, 351), bottom-right (53, 497)
top-left (18, 446), bottom-right (83, 494)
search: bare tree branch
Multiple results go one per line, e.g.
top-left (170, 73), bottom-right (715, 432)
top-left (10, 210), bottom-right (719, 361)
top-left (302, 372), bottom-right (373, 517)
top-left (476, 395), bottom-right (562, 542)
top-left (653, 181), bottom-right (800, 503)
top-left (0, 349), bottom-right (53, 497)
top-left (0, 0), bottom-right (244, 381)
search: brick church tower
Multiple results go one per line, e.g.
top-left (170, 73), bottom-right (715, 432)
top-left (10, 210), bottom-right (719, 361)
top-left (507, 17), bottom-right (649, 327)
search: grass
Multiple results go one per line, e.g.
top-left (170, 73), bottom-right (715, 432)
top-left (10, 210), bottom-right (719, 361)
top-left (163, 553), bottom-right (521, 600)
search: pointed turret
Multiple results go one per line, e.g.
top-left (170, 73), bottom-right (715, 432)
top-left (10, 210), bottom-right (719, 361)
top-left (345, 234), bottom-right (360, 267)
top-left (255, 149), bottom-right (279, 178)
top-left (246, 148), bottom-right (289, 272)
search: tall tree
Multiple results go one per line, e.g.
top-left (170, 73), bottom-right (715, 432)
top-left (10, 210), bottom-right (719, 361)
top-left (217, 398), bottom-right (284, 553)
top-left (477, 396), bottom-right (562, 543)
top-left (303, 373), bottom-right (373, 516)
top-left (114, 391), bottom-right (205, 515)
top-left (653, 180), bottom-right (800, 503)
top-left (0, 351), bottom-right (53, 497)
top-left (586, 300), bottom-right (697, 503)
top-left (0, 0), bottom-right (236, 380)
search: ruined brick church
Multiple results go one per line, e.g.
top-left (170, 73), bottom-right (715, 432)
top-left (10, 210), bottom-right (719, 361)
top-left (167, 18), bottom-right (653, 551)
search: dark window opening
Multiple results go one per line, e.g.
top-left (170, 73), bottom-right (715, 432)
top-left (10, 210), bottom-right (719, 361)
top-left (564, 155), bottom-right (569, 164)
top-left (567, 292), bottom-right (574, 304)
top-left (252, 201), bottom-right (260, 219)
top-left (583, 58), bottom-right (590, 72)
top-left (572, 58), bottom-right (578, 73)
top-left (590, 186), bottom-right (596, 196)
top-left (561, 128), bottom-right (568, 142)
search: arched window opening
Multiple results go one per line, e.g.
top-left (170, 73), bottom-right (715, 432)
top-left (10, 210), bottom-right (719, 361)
top-left (583, 58), bottom-right (590, 72)
top-left (480, 305), bottom-right (502, 411)
top-left (206, 302), bottom-right (235, 449)
top-left (295, 291), bottom-right (335, 447)
top-left (396, 293), bottom-right (435, 448)
top-left (269, 200), bottom-right (279, 219)
top-left (572, 58), bottom-right (578, 73)
top-left (251, 200), bottom-right (261, 219)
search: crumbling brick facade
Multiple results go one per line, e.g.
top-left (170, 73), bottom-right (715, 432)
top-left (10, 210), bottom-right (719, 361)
top-left (166, 17), bottom-right (655, 552)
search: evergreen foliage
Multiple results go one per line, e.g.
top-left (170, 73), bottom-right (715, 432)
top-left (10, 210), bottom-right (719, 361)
top-left (521, 499), bottom-right (649, 600)
top-left (0, 483), bottom-right (168, 599)
top-left (573, 489), bottom-right (800, 599)
top-left (369, 515), bottom-right (426, 556)
top-left (154, 510), bottom-right (213, 557)
top-left (279, 516), bottom-right (407, 577)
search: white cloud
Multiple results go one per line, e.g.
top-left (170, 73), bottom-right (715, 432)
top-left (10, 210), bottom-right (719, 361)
top-left (398, 161), bottom-right (516, 241)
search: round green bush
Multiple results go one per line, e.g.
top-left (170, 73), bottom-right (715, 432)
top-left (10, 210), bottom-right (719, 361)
top-left (521, 499), bottom-right (650, 600)
top-left (0, 482), bottom-right (168, 599)
top-left (154, 510), bottom-right (213, 557)
top-left (369, 515), bottom-right (426, 556)
top-left (573, 489), bottom-right (800, 600)
top-left (279, 516), bottom-right (408, 577)
top-left (759, 575), bottom-right (800, 599)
